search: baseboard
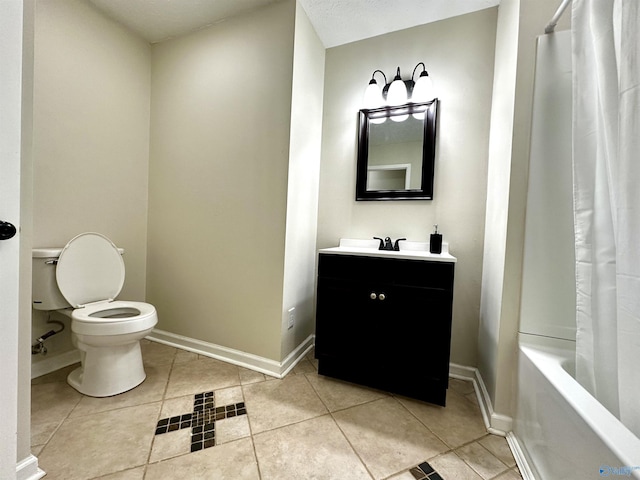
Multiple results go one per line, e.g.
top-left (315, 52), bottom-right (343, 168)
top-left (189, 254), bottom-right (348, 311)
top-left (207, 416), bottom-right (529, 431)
top-left (31, 349), bottom-right (80, 379)
top-left (449, 362), bottom-right (512, 435)
top-left (146, 328), bottom-right (314, 379)
top-left (16, 454), bottom-right (45, 480)
top-left (506, 431), bottom-right (537, 480)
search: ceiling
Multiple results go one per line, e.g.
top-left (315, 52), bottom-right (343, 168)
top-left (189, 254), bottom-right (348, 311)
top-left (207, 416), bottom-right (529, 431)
top-left (87, 0), bottom-right (500, 47)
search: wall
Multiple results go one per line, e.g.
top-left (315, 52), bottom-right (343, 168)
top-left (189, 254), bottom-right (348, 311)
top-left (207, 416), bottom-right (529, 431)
top-left (280, 3), bottom-right (325, 359)
top-left (519, 30), bottom-right (574, 341)
top-left (478, 0), bottom-right (572, 422)
top-left (31, 0), bottom-right (151, 364)
top-left (147, 0), bottom-right (296, 362)
top-left (317, 8), bottom-right (498, 367)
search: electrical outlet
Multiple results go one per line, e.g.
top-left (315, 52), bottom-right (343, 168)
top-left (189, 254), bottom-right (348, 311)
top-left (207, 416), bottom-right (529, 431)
top-left (287, 307), bottom-right (295, 330)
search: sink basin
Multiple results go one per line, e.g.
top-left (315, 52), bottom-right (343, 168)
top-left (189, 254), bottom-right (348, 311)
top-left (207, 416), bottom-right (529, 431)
top-left (319, 239), bottom-right (456, 263)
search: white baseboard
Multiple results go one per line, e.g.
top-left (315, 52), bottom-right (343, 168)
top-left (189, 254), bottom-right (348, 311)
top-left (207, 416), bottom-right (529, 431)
top-left (146, 328), bottom-right (314, 378)
top-left (16, 455), bottom-right (45, 480)
top-left (506, 431), bottom-right (537, 480)
top-left (31, 349), bottom-right (80, 379)
top-left (449, 362), bottom-right (512, 435)
top-left (449, 363), bottom-right (535, 477)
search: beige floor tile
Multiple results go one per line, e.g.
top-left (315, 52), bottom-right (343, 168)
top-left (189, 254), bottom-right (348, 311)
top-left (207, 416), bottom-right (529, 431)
top-left (386, 471), bottom-right (418, 480)
top-left (253, 414), bottom-right (372, 480)
top-left (292, 358), bottom-right (317, 374)
top-left (145, 437), bottom-right (259, 479)
top-left (243, 374), bottom-right (327, 434)
top-left (429, 452), bottom-right (483, 480)
top-left (160, 395), bottom-right (195, 418)
top-left (305, 348), bottom-right (319, 369)
top-left (95, 466), bottom-right (146, 479)
top-left (332, 397), bottom-right (448, 479)
top-left (31, 381), bottom-right (82, 426)
top-left (238, 367), bottom-right (267, 385)
top-left (174, 349), bottom-right (198, 363)
top-left (456, 441), bottom-right (509, 479)
top-left (31, 421), bottom-right (59, 447)
top-left (31, 445), bottom-right (44, 456)
top-left (478, 434), bottom-right (516, 468)
top-left (306, 374), bottom-right (387, 412)
top-left (69, 363), bottom-right (171, 417)
top-left (397, 388), bottom-right (488, 448)
top-left (38, 402), bottom-right (161, 480)
top-left (149, 428), bottom-right (192, 463)
top-left (165, 357), bottom-right (240, 398)
top-left (494, 467), bottom-right (523, 479)
top-left (216, 415), bottom-right (251, 444)
top-left (214, 386), bottom-right (244, 406)
top-left (141, 340), bottom-right (177, 367)
top-left (449, 378), bottom-right (476, 396)
top-left (31, 363), bottom-right (80, 385)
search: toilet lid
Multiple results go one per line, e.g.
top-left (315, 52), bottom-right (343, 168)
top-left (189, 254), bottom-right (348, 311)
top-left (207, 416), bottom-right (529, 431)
top-left (56, 232), bottom-right (125, 308)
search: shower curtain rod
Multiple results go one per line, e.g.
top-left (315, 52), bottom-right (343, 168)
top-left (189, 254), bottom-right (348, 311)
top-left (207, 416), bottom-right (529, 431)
top-left (545, 0), bottom-right (572, 33)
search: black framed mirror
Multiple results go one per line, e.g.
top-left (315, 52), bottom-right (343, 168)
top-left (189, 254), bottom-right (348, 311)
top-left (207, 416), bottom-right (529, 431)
top-left (356, 100), bottom-right (438, 201)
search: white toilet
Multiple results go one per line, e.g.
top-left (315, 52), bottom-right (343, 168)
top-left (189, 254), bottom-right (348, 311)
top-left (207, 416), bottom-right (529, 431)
top-left (32, 232), bottom-right (158, 397)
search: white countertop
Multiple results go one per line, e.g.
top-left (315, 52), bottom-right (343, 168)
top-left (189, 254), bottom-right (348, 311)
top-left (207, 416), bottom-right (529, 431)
top-left (319, 239), bottom-right (457, 263)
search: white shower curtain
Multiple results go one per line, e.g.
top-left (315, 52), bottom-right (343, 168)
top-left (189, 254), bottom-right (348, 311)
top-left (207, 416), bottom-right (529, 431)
top-left (572, 0), bottom-right (640, 437)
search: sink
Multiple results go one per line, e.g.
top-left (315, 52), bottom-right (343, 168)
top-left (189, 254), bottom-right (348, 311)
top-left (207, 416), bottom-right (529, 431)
top-left (319, 238), bottom-right (456, 263)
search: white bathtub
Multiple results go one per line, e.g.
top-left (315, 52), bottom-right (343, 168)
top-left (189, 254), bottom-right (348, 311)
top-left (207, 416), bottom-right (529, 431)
top-left (515, 335), bottom-right (640, 479)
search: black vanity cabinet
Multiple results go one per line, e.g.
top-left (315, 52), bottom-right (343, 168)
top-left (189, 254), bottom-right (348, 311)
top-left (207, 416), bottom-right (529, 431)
top-left (315, 253), bottom-right (455, 406)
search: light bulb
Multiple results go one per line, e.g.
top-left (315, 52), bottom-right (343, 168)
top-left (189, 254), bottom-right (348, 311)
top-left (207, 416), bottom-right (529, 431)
top-left (411, 72), bottom-right (434, 103)
top-left (387, 77), bottom-right (407, 106)
top-left (363, 80), bottom-right (384, 109)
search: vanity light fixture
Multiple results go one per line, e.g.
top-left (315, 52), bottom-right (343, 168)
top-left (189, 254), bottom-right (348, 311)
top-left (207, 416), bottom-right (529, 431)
top-left (362, 62), bottom-right (435, 109)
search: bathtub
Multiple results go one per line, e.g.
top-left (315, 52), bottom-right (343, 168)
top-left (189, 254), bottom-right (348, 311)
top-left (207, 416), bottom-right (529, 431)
top-left (515, 335), bottom-right (640, 479)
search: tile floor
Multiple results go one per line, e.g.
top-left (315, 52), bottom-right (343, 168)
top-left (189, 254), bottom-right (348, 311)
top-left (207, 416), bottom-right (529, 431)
top-left (31, 340), bottom-right (523, 480)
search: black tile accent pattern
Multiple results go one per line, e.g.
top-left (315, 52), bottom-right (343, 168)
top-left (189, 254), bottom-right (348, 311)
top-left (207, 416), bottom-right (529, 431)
top-left (154, 391), bottom-right (247, 453)
top-left (410, 461), bottom-right (444, 480)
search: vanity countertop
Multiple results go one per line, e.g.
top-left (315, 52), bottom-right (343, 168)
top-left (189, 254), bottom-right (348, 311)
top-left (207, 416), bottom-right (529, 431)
top-left (319, 238), bottom-right (456, 263)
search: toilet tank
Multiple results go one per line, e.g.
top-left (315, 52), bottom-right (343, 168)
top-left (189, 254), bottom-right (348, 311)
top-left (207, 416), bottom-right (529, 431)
top-left (32, 248), bottom-right (70, 311)
top-left (32, 246), bottom-right (126, 311)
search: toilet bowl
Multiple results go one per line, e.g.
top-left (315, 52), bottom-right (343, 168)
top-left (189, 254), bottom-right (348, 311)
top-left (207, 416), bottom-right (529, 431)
top-left (33, 232), bottom-right (158, 397)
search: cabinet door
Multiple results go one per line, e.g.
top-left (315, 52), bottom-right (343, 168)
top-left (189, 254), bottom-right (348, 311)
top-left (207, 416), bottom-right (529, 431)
top-left (374, 285), bottom-right (452, 384)
top-left (315, 277), bottom-right (378, 361)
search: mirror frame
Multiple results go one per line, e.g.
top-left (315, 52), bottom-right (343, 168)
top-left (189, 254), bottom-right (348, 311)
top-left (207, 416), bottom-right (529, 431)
top-left (356, 99), bottom-right (438, 201)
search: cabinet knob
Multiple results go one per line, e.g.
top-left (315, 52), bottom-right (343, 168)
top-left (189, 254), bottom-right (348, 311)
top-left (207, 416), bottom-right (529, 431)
top-left (370, 292), bottom-right (377, 300)
top-left (379, 293), bottom-right (386, 301)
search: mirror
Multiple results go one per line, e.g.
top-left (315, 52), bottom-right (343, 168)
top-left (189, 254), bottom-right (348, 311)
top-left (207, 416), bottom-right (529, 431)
top-left (356, 100), bottom-right (438, 200)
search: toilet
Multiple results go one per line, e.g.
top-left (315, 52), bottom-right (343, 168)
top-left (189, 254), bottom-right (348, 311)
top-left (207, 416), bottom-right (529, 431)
top-left (32, 232), bottom-right (158, 397)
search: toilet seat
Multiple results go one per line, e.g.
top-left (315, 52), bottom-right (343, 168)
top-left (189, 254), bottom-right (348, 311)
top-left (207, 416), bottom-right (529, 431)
top-left (56, 232), bottom-right (157, 336)
top-left (56, 232), bottom-right (125, 308)
top-left (72, 300), bottom-right (157, 336)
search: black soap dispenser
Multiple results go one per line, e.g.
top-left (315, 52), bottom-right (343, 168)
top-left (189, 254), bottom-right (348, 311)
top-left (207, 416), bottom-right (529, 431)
top-left (430, 224), bottom-right (442, 254)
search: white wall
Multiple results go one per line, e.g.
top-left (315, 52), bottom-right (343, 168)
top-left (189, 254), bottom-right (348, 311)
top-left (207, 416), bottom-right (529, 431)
top-left (478, 0), bottom-right (572, 420)
top-left (31, 0), bottom-right (151, 362)
top-left (281, 3), bottom-right (325, 359)
top-left (147, 0), bottom-right (296, 362)
top-left (520, 31), bottom-right (575, 341)
top-left (317, 8), bottom-right (498, 367)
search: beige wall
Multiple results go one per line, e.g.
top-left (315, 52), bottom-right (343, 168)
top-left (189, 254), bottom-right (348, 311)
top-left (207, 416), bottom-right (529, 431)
top-left (147, 0), bottom-right (296, 362)
top-left (31, 0), bottom-right (151, 362)
top-left (281, 3), bottom-right (325, 359)
top-left (317, 8), bottom-right (498, 367)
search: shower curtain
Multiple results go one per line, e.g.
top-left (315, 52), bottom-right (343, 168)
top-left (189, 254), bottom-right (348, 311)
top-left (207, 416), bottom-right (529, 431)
top-left (572, 0), bottom-right (640, 437)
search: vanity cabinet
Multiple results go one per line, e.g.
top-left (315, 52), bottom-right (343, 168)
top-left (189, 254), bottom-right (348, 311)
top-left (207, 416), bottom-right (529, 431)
top-left (315, 253), bottom-right (455, 406)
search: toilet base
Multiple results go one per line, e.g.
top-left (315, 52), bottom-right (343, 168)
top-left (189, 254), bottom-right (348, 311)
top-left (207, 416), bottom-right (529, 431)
top-left (67, 339), bottom-right (147, 397)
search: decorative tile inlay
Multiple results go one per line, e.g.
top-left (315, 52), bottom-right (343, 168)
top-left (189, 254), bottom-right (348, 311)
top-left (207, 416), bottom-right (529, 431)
top-left (410, 461), bottom-right (445, 480)
top-left (154, 391), bottom-right (247, 453)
